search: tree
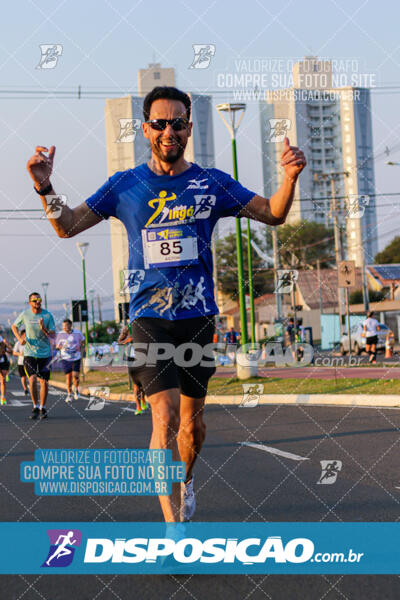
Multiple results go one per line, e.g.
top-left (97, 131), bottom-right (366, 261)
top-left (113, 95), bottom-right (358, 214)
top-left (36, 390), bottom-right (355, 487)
top-left (349, 289), bottom-right (385, 305)
top-left (89, 320), bottom-right (119, 343)
top-left (216, 231), bottom-right (274, 301)
top-left (374, 236), bottom-right (400, 264)
top-left (276, 220), bottom-right (335, 269)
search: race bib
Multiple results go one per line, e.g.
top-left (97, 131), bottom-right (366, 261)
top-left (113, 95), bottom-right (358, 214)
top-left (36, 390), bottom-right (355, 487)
top-left (142, 221), bottom-right (198, 269)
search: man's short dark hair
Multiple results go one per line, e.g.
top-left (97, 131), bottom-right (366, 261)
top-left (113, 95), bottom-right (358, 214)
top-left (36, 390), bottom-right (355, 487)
top-left (63, 318), bottom-right (72, 325)
top-left (143, 86), bottom-right (191, 121)
top-left (367, 311), bottom-right (374, 318)
top-left (29, 292), bottom-right (40, 300)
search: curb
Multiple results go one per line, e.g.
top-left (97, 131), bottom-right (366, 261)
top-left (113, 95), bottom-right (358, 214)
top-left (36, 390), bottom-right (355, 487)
top-left (49, 381), bottom-right (400, 409)
top-left (49, 380), bottom-right (137, 403)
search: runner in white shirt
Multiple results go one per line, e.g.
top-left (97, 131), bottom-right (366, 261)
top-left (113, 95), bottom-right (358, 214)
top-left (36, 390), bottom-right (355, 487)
top-left (363, 311), bottom-right (380, 364)
top-left (55, 319), bottom-right (85, 402)
top-left (12, 330), bottom-right (29, 395)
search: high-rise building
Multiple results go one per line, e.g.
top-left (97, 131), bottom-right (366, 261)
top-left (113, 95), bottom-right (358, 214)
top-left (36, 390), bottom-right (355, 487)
top-left (260, 56), bottom-right (377, 266)
top-left (105, 64), bottom-right (216, 319)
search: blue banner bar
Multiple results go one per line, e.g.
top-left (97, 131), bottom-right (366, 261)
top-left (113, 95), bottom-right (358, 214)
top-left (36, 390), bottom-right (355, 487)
top-left (0, 522), bottom-right (398, 574)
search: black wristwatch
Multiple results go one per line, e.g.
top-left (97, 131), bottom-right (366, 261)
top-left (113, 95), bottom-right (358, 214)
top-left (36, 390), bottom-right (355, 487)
top-left (34, 183), bottom-right (53, 196)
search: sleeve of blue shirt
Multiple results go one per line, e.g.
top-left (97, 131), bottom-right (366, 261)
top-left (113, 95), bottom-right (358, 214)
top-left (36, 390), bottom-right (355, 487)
top-left (85, 172), bottom-right (124, 220)
top-left (213, 169), bottom-right (256, 218)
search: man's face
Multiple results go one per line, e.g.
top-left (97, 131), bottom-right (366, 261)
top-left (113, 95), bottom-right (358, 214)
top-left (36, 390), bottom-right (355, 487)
top-left (29, 295), bottom-right (42, 310)
top-left (142, 99), bottom-right (192, 164)
top-left (63, 321), bottom-right (72, 333)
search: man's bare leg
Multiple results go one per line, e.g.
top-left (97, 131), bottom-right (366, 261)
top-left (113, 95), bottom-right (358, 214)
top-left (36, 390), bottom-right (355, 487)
top-left (0, 373), bottom-right (6, 399)
top-left (148, 387), bottom-right (181, 522)
top-left (39, 379), bottom-right (48, 408)
top-left (29, 374), bottom-right (38, 406)
top-left (66, 372), bottom-right (72, 395)
top-left (177, 395), bottom-right (206, 483)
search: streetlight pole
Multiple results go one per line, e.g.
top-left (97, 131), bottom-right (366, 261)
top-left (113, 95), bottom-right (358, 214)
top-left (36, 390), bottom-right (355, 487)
top-left (216, 103), bottom-right (256, 347)
top-left (41, 282), bottom-right (49, 309)
top-left (76, 242), bottom-right (89, 354)
top-left (89, 289), bottom-right (96, 338)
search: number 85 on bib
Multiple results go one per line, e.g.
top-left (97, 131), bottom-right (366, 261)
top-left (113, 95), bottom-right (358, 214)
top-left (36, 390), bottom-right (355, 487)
top-left (141, 223), bottom-right (199, 269)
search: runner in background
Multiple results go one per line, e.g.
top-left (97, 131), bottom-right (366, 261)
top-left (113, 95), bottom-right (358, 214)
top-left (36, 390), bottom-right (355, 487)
top-left (0, 336), bottom-right (13, 405)
top-left (13, 329), bottom-right (29, 396)
top-left (118, 325), bottom-right (148, 415)
top-left (363, 311), bottom-right (380, 364)
top-left (55, 318), bottom-right (85, 402)
top-left (11, 292), bottom-right (55, 420)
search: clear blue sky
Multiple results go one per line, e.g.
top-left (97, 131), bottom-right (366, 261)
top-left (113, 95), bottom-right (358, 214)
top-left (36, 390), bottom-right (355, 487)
top-left (1, 0), bottom-right (400, 315)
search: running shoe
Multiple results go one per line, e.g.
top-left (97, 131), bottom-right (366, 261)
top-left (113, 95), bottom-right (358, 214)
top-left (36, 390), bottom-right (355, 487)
top-left (65, 394), bottom-right (73, 403)
top-left (73, 389), bottom-right (79, 400)
top-left (161, 523), bottom-right (187, 571)
top-left (0, 397), bottom-right (6, 405)
top-left (180, 476), bottom-right (196, 522)
top-left (30, 407), bottom-right (39, 420)
top-left (24, 389), bottom-right (29, 396)
top-left (141, 401), bottom-right (149, 412)
top-left (39, 407), bottom-right (48, 420)
top-left (134, 408), bottom-right (143, 416)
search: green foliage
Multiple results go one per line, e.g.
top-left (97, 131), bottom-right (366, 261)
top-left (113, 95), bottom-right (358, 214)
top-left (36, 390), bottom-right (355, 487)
top-left (374, 236), bottom-right (400, 264)
top-left (277, 220), bottom-right (335, 269)
top-left (89, 320), bottom-right (119, 343)
top-left (216, 231), bottom-right (274, 301)
top-left (349, 289), bottom-right (386, 305)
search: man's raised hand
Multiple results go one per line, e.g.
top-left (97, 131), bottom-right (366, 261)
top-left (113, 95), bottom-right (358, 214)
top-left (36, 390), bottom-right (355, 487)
top-left (27, 145), bottom-right (56, 191)
top-left (280, 137), bottom-right (306, 180)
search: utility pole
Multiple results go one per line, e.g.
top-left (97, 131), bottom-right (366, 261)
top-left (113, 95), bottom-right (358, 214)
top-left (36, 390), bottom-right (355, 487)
top-left (314, 171), bottom-right (348, 338)
top-left (317, 259), bottom-right (323, 315)
top-left (97, 295), bottom-right (103, 324)
top-left (272, 228), bottom-right (282, 321)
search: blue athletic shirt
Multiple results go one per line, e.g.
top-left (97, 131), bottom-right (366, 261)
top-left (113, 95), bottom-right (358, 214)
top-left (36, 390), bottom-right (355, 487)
top-left (86, 163), bottom-right (255, 321)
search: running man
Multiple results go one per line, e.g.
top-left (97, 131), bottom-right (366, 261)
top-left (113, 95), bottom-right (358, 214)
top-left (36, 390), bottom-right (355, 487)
top-left (26, 85), bottom-right (306, 521)
top-left (0, 336), bottom-right (13, 405)
top-left (55, 318), bottom-right (85, 402)
top-left (12, 329), bottom-right (29, 396)
top-left (11, 293), bottom-right (55, 420)
top-left (363, 310), bottom-right (380, 364)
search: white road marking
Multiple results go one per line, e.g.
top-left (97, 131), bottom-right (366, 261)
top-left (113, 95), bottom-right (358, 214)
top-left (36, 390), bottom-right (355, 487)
top-left (239, 441), bottom-right (309, 461)
top-left (8, 399), bottom-right (27, 407)
top-left (11, 391), bottom-right (27, 397)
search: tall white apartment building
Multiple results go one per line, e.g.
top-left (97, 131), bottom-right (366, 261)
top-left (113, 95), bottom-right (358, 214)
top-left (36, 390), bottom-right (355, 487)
top-left (105, 64), bottom-right (216, 319)
top-left (260, 56), bottom-right (377, 266)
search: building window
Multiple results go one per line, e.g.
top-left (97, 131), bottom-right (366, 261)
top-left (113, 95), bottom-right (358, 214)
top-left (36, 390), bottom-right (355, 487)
top-left (154, 72), bottom-right (160, 79)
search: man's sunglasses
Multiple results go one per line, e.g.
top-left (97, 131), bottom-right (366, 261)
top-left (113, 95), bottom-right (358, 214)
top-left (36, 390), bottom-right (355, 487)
top-left (145, 118), bottom-right (189, 131)
top-left (30, 298), bottom-right (42, 302)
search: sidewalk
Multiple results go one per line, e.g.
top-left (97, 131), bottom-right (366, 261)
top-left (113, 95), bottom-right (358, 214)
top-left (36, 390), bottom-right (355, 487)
top-left (49, 380), bottom-right (400, 409)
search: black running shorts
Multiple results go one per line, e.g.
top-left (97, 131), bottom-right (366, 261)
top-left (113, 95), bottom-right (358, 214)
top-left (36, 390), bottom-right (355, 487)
top-left (366, 335), bottom-right (378, 346)
top-left (128, 316), bottom-right (216, 398)
top-left (24, 356), bottom-right (52, 381)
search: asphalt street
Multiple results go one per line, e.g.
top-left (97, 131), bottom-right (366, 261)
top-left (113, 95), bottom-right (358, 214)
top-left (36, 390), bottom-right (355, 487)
top-left (0, 375), bottom-right (399, 599)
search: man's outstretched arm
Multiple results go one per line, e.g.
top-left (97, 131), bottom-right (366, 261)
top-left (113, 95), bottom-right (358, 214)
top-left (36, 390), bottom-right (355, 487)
top-left (238, 137), bottom-right (306, 225)
top-left (26, 145), bottom-right (103, 238)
